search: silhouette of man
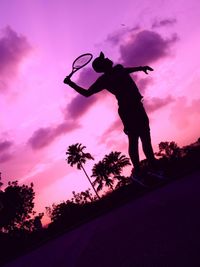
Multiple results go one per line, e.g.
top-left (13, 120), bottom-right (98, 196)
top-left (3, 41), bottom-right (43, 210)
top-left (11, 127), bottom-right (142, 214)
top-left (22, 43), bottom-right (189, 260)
top-left (64, 52), bottom-right (156, 177)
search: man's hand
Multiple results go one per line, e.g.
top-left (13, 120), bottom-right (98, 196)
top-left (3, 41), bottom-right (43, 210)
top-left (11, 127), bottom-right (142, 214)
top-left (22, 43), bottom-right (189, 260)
top-left (63, 76), bottom-right (71, 84)
top-left (143, 66), bottom-right (154, 74)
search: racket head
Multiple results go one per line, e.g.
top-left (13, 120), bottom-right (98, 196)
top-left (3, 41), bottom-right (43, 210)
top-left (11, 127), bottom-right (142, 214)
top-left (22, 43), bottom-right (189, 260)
top-left (72, 53), bottom-right (93, 70)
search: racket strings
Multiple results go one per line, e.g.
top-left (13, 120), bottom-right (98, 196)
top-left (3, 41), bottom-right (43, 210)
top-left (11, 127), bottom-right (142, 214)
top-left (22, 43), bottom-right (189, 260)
top-left (73, 54), bottom-right (93, 69)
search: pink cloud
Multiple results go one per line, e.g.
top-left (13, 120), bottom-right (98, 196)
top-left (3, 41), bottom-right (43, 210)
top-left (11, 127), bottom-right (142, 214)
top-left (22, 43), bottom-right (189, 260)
top-left (28, 127), bottom-right (58, 150)
top-left (29, 68), bottom-right (101, 150)
top-left (133, 75), bottom-right (154, 95)
top-left (0, 26), bottom-right (32, 91)
top-left (119, 30), bottom-right (178, 66)
top-left (64, 29), bottom-right (178, 146)
top-left (0, 140), bottom-right (13, 151)
top-left (66, 29), bottom-right (178, 122)
top-left (65, 67), bottom-right (106, 120)
top-left (144, 95), bottom-right (174, 113)
top-left (0, 140), bottom-right (14, 163)
top-left (0, 153), bottom-right (13, 163)
top-left (66, 94), bottom-right (99, 120)
top-left (99, 95), bottom-right (174, 145)
top-left (28, 121), bottom-right (79, 150)
top-left (98, 118), bottom-right (123, 146)
top-left (152, 18), bottom-right (177, 29)
top-left (170, 97), bottom-right (200, 129)
top-left (106, 25), bottom-right (140, 46)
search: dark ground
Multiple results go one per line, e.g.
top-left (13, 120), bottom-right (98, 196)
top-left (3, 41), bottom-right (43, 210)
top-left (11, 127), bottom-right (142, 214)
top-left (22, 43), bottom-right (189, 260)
top-left (4, 170), bottom-right (200, 267)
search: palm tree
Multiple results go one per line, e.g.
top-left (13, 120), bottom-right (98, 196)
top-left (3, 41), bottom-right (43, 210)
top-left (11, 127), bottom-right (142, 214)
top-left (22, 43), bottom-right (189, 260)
top-left (104, 151), bottom-right (131, 177)
top-left (92, 151), bottom-right (131, 192)
top-left (92, 160), bottom-right (114, 192)
top-left (66, 143), bottom-right (100, 199)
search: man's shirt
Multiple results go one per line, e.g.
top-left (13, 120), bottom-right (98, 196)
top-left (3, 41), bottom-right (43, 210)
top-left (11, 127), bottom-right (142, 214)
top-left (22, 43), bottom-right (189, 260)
top-left (88, 64), bottom-right (143, 108)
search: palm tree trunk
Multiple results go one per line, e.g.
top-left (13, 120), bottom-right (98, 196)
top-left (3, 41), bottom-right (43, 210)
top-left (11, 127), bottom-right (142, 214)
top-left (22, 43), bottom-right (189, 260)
top-left (80, 163), bottom-right (101, 200)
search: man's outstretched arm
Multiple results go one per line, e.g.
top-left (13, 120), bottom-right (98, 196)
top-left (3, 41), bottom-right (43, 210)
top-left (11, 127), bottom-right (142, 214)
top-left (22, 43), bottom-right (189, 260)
top-left (126, 66), bottom-right (154, 74)
top-left (63, 76), bottom-right (104, 97)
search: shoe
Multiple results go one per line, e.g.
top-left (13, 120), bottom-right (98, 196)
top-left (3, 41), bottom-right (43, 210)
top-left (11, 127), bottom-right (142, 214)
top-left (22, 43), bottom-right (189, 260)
top-left (130, 170), bottom-right (148, 187)
top-left (147, 170), bottom-right (166, 180)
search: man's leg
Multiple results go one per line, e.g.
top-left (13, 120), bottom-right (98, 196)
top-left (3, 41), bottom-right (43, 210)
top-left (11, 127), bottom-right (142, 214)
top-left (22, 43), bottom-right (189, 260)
top-left (140, 128), bottom-right (165, 179)
top-left (128, 133), bottom-right (140, 173)
top-left (140, 128), bottom-right (156, 168)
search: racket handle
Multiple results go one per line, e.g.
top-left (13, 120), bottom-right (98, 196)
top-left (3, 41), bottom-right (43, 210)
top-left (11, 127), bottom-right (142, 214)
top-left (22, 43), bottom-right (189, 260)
top-left (67, 71), bottom-right (74, 79)
top-left (64, 70), bottom-right (75, 84)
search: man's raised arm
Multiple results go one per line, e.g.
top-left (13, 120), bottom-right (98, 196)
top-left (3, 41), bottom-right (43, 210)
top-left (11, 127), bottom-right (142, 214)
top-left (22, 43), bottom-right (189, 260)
top-left (63, 76), bottom-right (104, 97)
top-left (126, 66), bottom-right (154, 74)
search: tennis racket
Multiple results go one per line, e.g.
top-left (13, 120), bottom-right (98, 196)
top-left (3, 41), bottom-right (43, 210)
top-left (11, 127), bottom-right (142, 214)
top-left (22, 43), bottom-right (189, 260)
top-left (67, 53), bottom-right (93, 78)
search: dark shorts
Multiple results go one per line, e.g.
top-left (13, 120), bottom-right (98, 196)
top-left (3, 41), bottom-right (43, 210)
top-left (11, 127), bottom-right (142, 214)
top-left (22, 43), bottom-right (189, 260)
top-left (118, 102), bottom-right (150, 135)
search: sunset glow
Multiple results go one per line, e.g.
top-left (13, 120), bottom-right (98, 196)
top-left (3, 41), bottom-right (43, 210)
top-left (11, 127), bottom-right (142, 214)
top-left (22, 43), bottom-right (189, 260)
top-left (1, 0), bottom-right (200, 220)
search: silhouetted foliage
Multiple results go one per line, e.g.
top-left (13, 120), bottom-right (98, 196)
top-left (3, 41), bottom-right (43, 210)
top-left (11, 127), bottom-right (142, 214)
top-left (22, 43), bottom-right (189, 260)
top-left (92, 160), bottom-right (113, 191)
top-left (33, 213), bottom-right (44, 231)
top-left (104, 151), bottom-right (131, 175)
top-left (46, 201), bottom-right (77, 223)
top-left (0, 181), bottom-right (35, 232)
top-left (154, 139), bottom-right (200, 177)
top-left (46, 187), bottom-right (97, 227)
top-left (66, 143), bottom-right (94, 169)
top-left (1, 138), bottom-right (200, 266)
top-left (66, 143), bottom-right (100, 199)
top-left (72, 189), bottom-right (96, 204)
top-left (156, 141), bottom-right (181, 160)
top-left (0, 175), bottom-right (44, 235)
top-left (92, 151), bottom-right (131, 192)
top-left (115, 175), bottom-right (132, 189)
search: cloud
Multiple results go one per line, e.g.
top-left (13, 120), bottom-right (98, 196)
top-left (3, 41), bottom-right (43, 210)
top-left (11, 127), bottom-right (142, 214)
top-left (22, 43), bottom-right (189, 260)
top-left (106, 25), bottom-right (140, 46)
top-left (28, 67), bottom-right (101, 150)
top-left (170, 97), bottom-right (200, 129)
top-left (66, 28), bottom-right (178, 123)
top-left (99, 95), bottom-right (174, 146)
top-left (28, 127), bottom-right (57, 150)
top-left (65, 94), bottom-right (99, 120)
top-left (144, 95), bottom-right (174, 113)
top-left (65, 67), bottom-right (106, 120)
top-left (119, 30), bottom-right (178, 66)
top-left (0, 26), bottom-right (32, 91)
top-left (0, 140), bottom-right (14, 163)
top-left (63, 28), bottom-right (178, 149)
top-left (97, 117), bottom-right (128, 152)
top-left (28, 68), bottom-right (102, 150)
top-left (0, 140), bottom-right (13, 151)
top-left (152, 18), bottom-right (177, 29)
top-left (133, 75), bottom-right (154, 95)
top-left (98, 118), bottom-right (123, 143)
top-left (0, 153), bottom-right (13, 163)
top-left (28, 121), bottom-right (79, 150)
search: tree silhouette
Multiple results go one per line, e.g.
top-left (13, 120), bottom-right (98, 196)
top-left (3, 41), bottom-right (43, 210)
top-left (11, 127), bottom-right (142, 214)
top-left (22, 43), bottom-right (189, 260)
top-left (92, 151), bottom-right (131, 192)
top-left (92, 160), bottom-right (114, 191)
top-left (70, 189), bottom-right (96, 205)
top-left (46, 201), bottom-right (79, 224)
top-left (66, 143), bottom-right (100, 199)
top-left (33, 213), bottom-right (44, 231)
top-left (156, 141), bottom-right (181, 160)
top-left (115, 175), bottom-right (132, 189)
top-left (0, 173), bottom-right (3, 212)
top-left (0, 180), bottom-right (36, 232)
top-left (104, 151), bottom-right (131, 177)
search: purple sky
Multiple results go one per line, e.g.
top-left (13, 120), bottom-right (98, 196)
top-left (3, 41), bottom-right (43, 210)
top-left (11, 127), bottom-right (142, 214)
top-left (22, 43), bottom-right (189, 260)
top-left (0, 0), bottom-right (200, 222)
